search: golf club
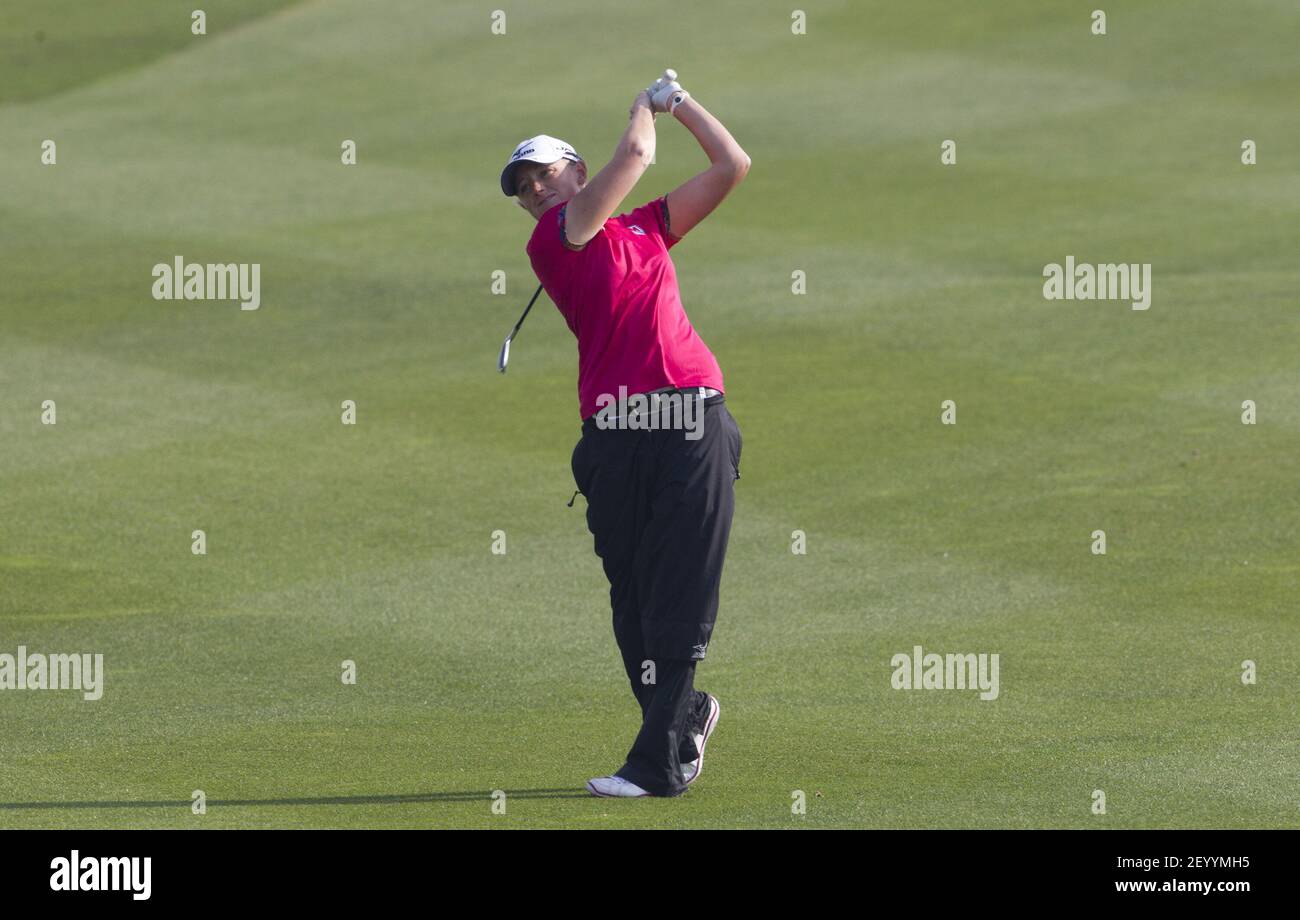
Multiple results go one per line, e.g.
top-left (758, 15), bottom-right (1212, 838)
top-left (498, 283), bottom-right (544, 373)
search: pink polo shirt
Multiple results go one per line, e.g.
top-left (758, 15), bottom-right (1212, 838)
top-left (526, 195), bottom-right (725, 420)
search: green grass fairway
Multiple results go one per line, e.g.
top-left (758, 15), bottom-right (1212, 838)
top-left (2, 0), bottom-right (1298, 829)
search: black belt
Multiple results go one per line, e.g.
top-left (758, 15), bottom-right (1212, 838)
top-left (583, 386), bottom-right (723, 428)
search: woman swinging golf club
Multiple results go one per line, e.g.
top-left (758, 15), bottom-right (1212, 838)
top-left (498, 70), bottom-right (749, 798)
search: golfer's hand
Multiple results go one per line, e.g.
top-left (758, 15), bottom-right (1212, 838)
top-left (630, 90), bottom-right (653, 118)
top-left (648, 70), bottom-right (689, 115)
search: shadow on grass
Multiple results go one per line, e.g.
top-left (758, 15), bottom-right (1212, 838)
top-left (0, 789), bottom-right (591, 809)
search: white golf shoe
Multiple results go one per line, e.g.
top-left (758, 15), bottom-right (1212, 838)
top-left (682, 694), bottom-right (720, 786)
top-left (586, 775), bottom-right (651, 798)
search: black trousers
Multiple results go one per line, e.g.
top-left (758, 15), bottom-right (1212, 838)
top-left (571, 393), bottom-right (742, 796)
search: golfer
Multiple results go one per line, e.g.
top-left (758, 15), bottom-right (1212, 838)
top-left (499, 73), bottom-right (749, 798)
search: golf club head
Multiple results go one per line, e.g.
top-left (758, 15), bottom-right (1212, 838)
top-left (497, 335), bottom-right (512, 373)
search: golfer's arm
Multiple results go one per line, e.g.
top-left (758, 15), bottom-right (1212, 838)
top-left (665, 97), bottom-right (750, 239)
top-left (566, 103), bottom-right (656, 245)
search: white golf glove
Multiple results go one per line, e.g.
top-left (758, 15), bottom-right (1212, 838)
top-left (647, 68), bottom-right (690, 115)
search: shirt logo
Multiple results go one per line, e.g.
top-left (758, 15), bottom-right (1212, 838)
top-left (629, 225), bottom-right (646, 236)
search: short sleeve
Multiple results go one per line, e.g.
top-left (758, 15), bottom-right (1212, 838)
top-left (557, 203), bottom-right (589, 252)
top-left (627, 196), bottom-right (682, 251)
top-left (527, 203), bottom-right (583, 306)
top-left (655, 196), bottom-right (686, 249)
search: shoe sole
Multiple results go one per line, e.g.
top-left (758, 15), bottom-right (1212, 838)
top-left (586, 779), bottom-right (650, 798)
top-left (684, 694), bottom-right (720, 786)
